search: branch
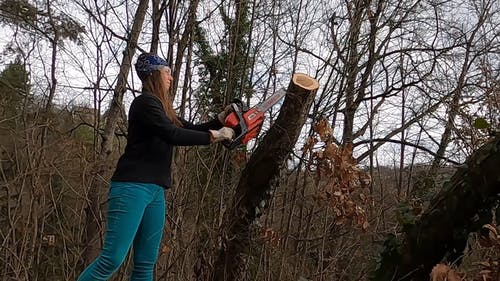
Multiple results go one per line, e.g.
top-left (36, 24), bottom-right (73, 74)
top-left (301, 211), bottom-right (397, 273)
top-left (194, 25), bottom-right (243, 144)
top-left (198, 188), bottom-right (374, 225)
top-left (354, 138), bottom-right (461, 165)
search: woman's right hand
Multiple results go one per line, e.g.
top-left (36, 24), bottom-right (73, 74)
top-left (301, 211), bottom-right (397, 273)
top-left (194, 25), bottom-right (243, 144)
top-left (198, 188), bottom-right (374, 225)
top-left (209, 127), bottom-right (235, 143)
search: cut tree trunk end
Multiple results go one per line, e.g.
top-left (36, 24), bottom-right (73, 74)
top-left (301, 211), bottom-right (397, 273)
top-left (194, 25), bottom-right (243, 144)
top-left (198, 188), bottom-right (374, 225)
top-left (206, 73), bottom-right (319, 281)
top-left (293, 72), bottom-right (320, 91)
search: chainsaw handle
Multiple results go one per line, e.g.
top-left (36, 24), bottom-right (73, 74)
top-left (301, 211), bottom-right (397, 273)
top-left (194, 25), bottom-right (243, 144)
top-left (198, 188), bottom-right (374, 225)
top-left (230, 98), bottom-right (248, 112)
top-left (222, 102), bottom-right (248, 149)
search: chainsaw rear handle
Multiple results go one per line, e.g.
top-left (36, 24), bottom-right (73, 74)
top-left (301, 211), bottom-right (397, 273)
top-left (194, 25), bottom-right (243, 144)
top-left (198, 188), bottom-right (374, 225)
top-left (222, 102), bottom-right (248, 149)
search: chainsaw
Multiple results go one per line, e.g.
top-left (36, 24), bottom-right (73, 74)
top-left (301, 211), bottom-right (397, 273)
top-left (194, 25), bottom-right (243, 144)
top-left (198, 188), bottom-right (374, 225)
top-left (222, 88), bottom-right (287, 149)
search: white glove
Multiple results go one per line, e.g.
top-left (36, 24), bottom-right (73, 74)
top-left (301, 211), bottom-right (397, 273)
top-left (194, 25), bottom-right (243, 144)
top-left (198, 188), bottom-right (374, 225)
top-left (218, 104), bottom-right (233, 124)
top-left (209, 127), bottom-right (235, 143)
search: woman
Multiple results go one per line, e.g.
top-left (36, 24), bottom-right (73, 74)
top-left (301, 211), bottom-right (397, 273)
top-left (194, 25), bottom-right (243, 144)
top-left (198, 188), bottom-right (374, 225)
top-left (77, 53), bottom-right (234, 281)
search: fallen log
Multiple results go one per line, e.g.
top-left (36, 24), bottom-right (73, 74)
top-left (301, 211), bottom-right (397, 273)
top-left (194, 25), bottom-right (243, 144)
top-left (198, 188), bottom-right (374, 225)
top-left (372, 134), bottom-right (500, 281)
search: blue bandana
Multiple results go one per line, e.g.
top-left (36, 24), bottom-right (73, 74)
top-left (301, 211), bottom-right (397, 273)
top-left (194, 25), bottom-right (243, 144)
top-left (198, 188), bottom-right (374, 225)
top-left (135, 53), bottom-right (169, 81)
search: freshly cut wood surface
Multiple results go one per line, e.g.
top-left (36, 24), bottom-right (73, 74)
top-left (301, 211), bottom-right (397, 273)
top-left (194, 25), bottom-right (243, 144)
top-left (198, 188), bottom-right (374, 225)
top-left (292, 73), bottom-right (319, 91)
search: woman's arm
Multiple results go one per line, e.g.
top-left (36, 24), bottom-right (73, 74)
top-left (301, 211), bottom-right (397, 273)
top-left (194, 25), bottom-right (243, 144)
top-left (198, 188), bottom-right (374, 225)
top-left (130, 94), bottom-right (212, 146)
top-left (179, 117), bottom-right (223, 131)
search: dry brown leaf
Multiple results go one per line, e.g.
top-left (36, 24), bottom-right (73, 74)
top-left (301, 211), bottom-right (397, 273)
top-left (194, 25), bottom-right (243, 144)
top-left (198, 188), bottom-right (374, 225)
top-left (313, 117), bottom-right (333, 141)
top-left (161, 244), bottom-right (172, 254)
top-left (302, 136), bottom-right (317, 153)
top-left (324, 142), bottom-right (338, 158)
top-left (483, 224), bottom-right (499, 239)
top-left (430, 264), bottom-right (463, 281)
top-left (342, 143), bottom-right (353, 157)
top-left (362, 221), bottom-right (369, 230)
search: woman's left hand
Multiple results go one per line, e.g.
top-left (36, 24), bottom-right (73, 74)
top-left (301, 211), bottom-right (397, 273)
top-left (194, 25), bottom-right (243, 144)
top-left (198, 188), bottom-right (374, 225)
top-left (218, 104), bottom-right (233, 124)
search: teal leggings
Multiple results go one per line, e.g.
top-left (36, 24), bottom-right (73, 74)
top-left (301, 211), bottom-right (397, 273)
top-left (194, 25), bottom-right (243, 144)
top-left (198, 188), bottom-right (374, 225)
top-left (78, 182), bottom-right (165, 281)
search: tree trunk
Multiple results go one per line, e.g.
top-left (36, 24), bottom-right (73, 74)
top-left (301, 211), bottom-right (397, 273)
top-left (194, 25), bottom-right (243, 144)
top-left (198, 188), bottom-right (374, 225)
top-left (341, 0), bottom-right (364, 146)
top-left (225, 0), bottom-right (249, 103)
top-left (428, 8), bottom-right (485, 180)
top-left (170, 0), bottom-right (199, 98)
top-left (372, 133), bottom-right (500, 281)
top-left (150, 0), bottom-right (162, 53)
top-left (83, 0), bottom-right (149, 264)
top-left (208, 73), bottom-right (319, 281)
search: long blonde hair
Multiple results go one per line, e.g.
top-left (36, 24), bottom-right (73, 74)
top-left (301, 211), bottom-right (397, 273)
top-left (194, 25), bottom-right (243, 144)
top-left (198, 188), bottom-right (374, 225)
top-left (142, 71), bottom-right (182, 127)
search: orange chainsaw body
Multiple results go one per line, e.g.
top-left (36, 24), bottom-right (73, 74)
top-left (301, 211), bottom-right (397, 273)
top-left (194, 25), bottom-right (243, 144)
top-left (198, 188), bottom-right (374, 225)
top-left (222, 89), bottom-right (287, 149)
top-left (224, 107), bottom-right (265, 145)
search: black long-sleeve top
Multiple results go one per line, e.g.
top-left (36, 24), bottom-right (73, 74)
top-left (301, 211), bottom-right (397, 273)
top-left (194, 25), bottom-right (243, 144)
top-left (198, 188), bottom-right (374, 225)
top-left (111, 92), bottom-right (222, 188)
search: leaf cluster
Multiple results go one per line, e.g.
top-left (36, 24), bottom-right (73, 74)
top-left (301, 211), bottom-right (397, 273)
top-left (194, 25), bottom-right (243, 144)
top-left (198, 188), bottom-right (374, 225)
top-left (192, 3), bottom-right (252, 112)
top-left (473, 224), bottom-right (500, 281)
top-left (302, 117), bottom-right (372, 230)
top-left (0, 59), bottom-right (29, 125)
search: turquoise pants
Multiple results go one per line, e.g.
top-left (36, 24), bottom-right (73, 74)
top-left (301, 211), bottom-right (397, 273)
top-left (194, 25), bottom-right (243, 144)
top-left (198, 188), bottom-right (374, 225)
top-left (77, 182), bottom-right (165, 281)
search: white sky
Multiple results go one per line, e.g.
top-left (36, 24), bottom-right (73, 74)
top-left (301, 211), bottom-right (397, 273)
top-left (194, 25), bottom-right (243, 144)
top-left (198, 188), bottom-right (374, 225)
top-left (1, 0), bottom-right (498, 167)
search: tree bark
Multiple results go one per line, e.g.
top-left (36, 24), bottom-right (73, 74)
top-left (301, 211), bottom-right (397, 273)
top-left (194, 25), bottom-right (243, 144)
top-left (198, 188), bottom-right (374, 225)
top-left (150, 0), bottom-right (162, 53)
top-left (208, 73), bottom-right (319, 281)
top-left (341, 0), bottom-right (364, 146)
top-left (83, 0), bottom-right (149, 264)
top-left (225, 0), bottom-right (249, 103)
top-left (170, 0), bottom-right (199, 98)
top-left (372, 133), bottom-right (500, 281)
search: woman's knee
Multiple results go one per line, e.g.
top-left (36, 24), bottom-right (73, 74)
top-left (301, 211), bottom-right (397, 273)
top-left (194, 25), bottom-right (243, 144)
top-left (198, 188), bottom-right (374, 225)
top-left (97, 252), bottom-right (127, 272)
